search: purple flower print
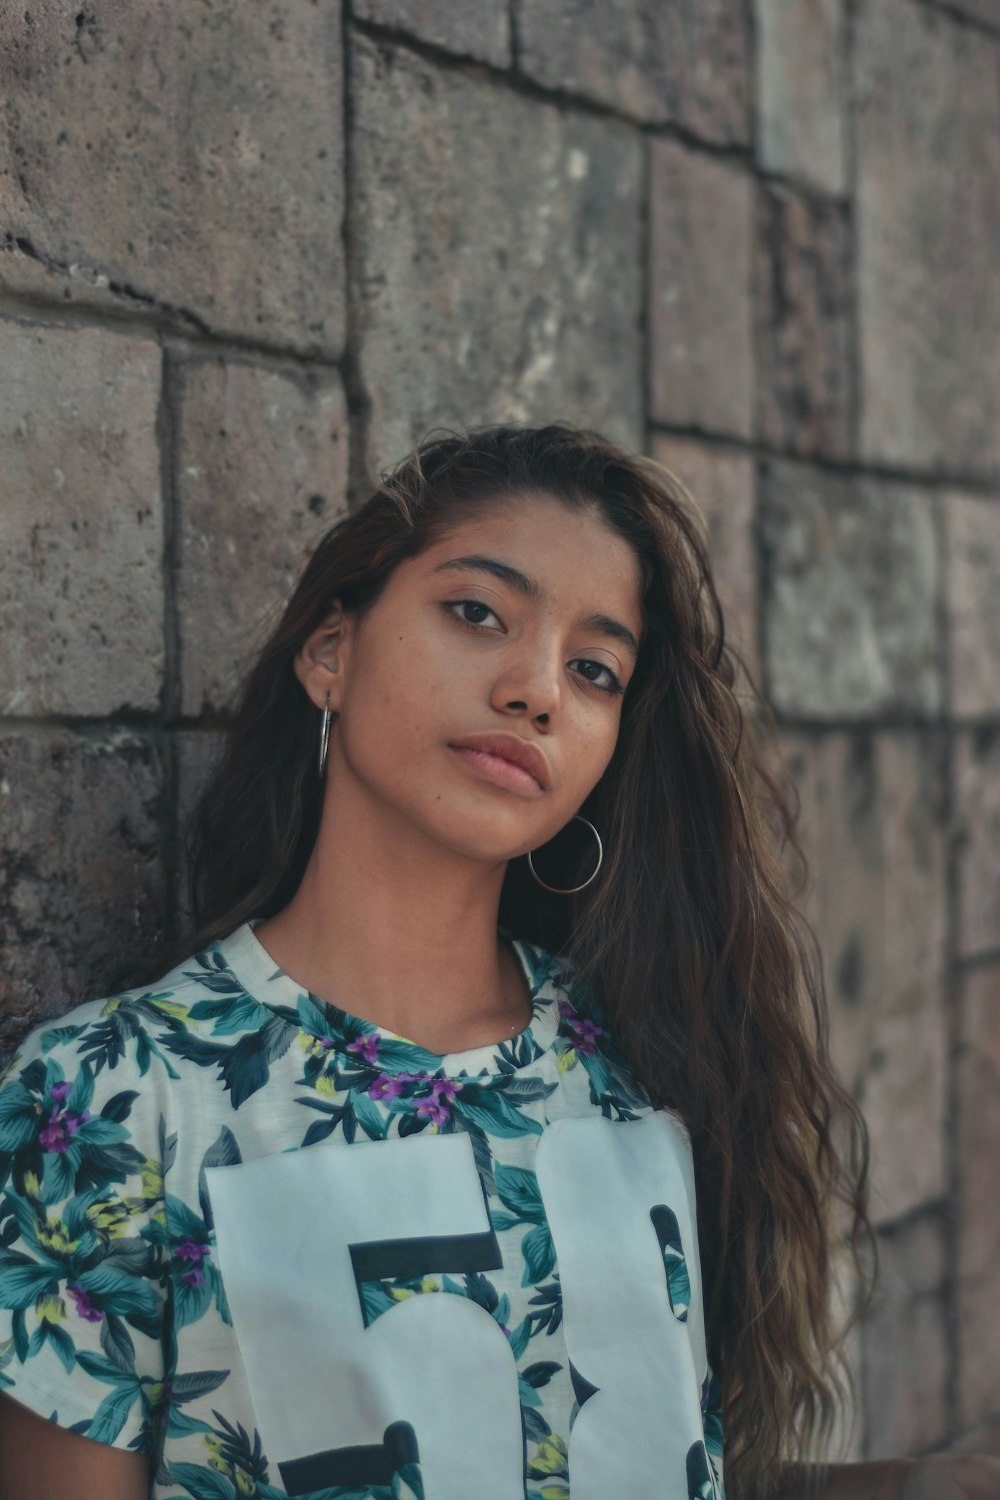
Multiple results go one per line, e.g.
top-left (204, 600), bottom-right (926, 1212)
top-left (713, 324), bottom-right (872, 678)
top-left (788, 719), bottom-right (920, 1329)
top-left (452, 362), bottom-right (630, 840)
top-left (567, 1017), bottom-right (603, 1056)
top-left (368, 1073), bottom-right (405, 1102)
top-left (38, 1101), bottom-right (91, 1154)
top-left (414, 1097), bottom-right (451, 1127)
top-left (67, 1282), bottom-right (103, 1323)
top-left (49, 1080), bottom-right (72, 1103)
top-left (557, 998), bottom-right (575, 1020)
top-left (174, 1238), bottom-right (211, 1288)
top-left (347, 1034), bottom-right (381, 1066)
top-left (429, 1078), bottom-right (462, 1103)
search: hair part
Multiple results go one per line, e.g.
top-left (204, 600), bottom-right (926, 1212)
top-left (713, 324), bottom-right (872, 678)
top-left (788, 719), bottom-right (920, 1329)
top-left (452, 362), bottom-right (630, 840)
top-left (116, 420), bottom-right (877, 1500)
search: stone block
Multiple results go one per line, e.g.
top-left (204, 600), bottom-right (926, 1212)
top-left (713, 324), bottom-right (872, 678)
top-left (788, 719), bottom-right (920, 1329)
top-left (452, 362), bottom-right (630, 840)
top-left (954, 729), bottom-right (1000, 960)
top-left (775, 731), bottom-right (948, 1222)
top-left (754, 183), bottom-right (851, 459)
top-left (956, 964), bottom-right (1000, 1427)
top-left (353, 0), bottom-right (510, 67)
top-left (0, 3), bottom-right (345, 356)
top-left (0, 319), bottom-right (163, 716)
top-left (0, 730), bottom-right (166, 1068)
top-left (945, 493), bottom-right (1000, 718)
top-left (854, 0), bottom-right (1000, 472)
top-left (352, 34), bottom-right (643, 477)
top-left (648, 436), bottom-right (760, 692)
top-left (517, 0), bottom-right (751, 145)
top-left (173, 356), bottom-right (349, 718)
top-left (649, 141), bottom-right (753, 439)
top-left (759, 460), bottom-right (941, 719)
top-left (861, 1214), bottom-right (949, 1458)
top-left (755, 0), bottom-right (847, 195)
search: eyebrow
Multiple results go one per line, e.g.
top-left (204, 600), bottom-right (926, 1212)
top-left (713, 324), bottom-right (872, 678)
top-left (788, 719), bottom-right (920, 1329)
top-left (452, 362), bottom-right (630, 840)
top-left (432, 553), bottom-right (641, 661)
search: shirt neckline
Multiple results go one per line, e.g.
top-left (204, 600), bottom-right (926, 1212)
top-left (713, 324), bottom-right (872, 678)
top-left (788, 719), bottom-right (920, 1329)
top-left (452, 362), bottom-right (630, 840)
top-left (214, 919), bottom-right (565, 1079)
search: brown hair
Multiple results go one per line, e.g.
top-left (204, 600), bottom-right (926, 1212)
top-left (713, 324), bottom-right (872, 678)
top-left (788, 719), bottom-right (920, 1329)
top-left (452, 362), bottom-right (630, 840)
top-left (119, 421), bottom-right (875, 1499)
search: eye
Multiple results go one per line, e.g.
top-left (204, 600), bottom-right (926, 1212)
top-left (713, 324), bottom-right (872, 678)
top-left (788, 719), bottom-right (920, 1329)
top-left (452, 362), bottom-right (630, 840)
top-left (571, 659), bottom-right (624, 696)
top-left (443, 598), bottom-right (502, 630)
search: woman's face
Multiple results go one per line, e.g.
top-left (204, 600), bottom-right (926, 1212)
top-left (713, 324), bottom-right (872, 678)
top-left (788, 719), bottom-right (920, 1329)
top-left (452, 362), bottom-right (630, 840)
top-left (299, 491), bottom-right (645, 866)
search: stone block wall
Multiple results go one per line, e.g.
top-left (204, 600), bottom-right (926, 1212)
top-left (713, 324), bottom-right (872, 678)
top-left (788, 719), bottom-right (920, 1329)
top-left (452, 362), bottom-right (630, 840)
top-left (1, 0), bottom-right (998, 1466)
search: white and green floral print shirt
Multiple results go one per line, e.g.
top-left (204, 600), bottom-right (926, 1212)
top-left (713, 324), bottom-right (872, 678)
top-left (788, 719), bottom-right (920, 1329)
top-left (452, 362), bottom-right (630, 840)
top-left (0, 919), bottom-right (725, 1500)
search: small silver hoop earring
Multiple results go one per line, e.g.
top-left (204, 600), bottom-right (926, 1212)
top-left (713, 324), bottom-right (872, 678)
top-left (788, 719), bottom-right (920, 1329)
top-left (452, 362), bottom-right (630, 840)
top-left (318, 692), bottom-right (332, 777)
top-left (527, 815), bottom-right (603, 894)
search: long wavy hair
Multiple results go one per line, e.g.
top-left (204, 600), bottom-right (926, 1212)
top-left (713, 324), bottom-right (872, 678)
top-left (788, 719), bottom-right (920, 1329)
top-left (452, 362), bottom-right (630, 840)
top-left (116, 421), bottom-right (875, 1500)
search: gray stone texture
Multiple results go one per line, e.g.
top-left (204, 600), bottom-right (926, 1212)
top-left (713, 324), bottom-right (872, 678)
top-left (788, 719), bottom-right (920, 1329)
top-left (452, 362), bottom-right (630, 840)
top-left (649, 141), bottom-right (754, 438)
top-left (946, 494), bottom-right (1000, 718)
top-left (517, 0), bottom-right (751, 145)
top-left (174, 356), bottom-right (349, 718)
top-left (0, 731), bottom-right (166, 1066)
top-left (862, 1215), bottom-right (950, 1457)
top-left (759, 461), bottom-right (940, 719)
top-left (854, 0), bottom-right (1000, 472)
top-left (777, 731), bottom-right (948, 1223)
top-left (933, 0), bottom-right (1000, 24)
top-left (0, 319), bottom-right (163, 717)
top-left (648, 435), bottom-right (760, 692)
top-left (352, 34), bottom-right (643, 477)
top-left (957, 964), bottom-right (1000, 1428)
top-left (353, 0), bottom-right (511, 67)
top-left (954, 729), bottom-right (1000, 960)
top-left (0, 3), bottom-right (345, 356)
top-left (754, 183), bottom-right (852, 459)
top-left (755, 0), bottom-right (847, 195)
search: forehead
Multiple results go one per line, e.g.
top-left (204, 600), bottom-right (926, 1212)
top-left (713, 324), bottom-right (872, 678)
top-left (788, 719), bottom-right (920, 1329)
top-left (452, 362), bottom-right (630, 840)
top-left (411, 494), bottom-right (644, 620)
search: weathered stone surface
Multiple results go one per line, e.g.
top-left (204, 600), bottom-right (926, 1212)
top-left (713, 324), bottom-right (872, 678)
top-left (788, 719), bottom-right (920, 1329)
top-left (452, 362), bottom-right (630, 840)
top-left (945, 493), bottom-right (1000, 718)
top-left (517, 0), bottom-right (751, 144)
top-left (956, 964), bottom-right (1000, 1427)
top-left (0, 3), bottom-right (345, 356)
top-left (353, 0), bottom-right (510, 67)
top-left (649, 141), bottom-right (753, 438)
top-left (954, 729), bottom-right (1000, 960)
top-left (0, 731), bottom-right (166, 1068)
top-left (776, 731), bottom-right (948, 1222)
top-left (755, 0), bottom-right (847, 195)
top-left (174, 356), bottom-right (349, 718)
top-left (352, 35), bottom-right (643, 477)
top-left (174, 729), bottom-right (227, 925)
top-left (754, 183), bottom-right (851, 459)
top-left (759, 461), bottom-right (940, 719)
top-left (931, 0), bottom-right (1000, 26)
top-left (862, 1214), bottom-right (949, 1457)
top-left (0, 319), bottom-right (163, 716)
top-left (854, 0), bottom-right (1000, 472)
top-left (648, 436), bottom-right (760, 691)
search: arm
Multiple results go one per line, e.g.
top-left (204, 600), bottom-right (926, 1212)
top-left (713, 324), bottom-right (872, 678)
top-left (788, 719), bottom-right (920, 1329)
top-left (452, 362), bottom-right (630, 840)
top-left (0, 1390), bottom-right (150, 1500)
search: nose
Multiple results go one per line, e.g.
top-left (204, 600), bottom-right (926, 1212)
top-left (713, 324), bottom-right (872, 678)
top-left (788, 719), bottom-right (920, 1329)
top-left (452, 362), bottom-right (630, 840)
top-left (488, 637), bottom-right (560, 725)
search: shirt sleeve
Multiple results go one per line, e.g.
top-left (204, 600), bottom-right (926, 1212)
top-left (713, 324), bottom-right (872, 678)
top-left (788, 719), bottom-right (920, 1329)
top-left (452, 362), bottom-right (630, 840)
top-left (0, 993), bottom-right (173, 1457)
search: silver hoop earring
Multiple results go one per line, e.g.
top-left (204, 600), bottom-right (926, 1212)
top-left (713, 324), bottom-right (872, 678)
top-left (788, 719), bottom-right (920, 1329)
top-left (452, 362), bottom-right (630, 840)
top-left (527, 815), bottom-right (603, 894)
top-left (318, 692), bottom-right (332, 777)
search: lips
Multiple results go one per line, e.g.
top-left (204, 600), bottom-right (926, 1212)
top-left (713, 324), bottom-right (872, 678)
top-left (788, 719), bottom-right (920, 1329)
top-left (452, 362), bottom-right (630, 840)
top-left (446, 732), bottom-right (549, 790)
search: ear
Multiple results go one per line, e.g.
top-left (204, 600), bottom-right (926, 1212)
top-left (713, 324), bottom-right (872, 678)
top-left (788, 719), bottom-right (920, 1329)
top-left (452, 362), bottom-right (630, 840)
top-left (292, 600), bottom-right (356, 714)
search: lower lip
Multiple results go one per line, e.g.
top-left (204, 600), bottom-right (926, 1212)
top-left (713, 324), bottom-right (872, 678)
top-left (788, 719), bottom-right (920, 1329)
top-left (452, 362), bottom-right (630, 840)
top-left (448, 745), bottom-right (543, 794)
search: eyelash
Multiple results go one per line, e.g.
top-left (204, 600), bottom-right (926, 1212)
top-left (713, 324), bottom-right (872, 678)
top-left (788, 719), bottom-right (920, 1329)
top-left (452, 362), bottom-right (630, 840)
top-left (443, 599), bottom-right (625, 697)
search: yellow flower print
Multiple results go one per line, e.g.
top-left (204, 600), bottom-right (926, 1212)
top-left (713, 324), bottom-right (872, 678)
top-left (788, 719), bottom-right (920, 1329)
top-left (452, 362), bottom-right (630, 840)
top-left (36, 1217), bottom-right (80, 1256)
top-left (22, 1169), bottom-right (41, 1199)
top-left (298, 1029), bottom-right (326, 1059)
top-left (532, 1432), bottom-right (568, 1475)
top-left (234, 1466), bottom-right (256, 1495)
top-left (202, 1433), bottom-right (223, 1455)
top-left (141, 1156), bottom-right (164, 1201)
top-left (556, 1049), bottom-right (578, 1073)
top-left (100, 996), bottom-right (125, 1016)
top-left (35, 1294), bottom-right (66, 1326)
top-left (207, 1453), bottom-right (231, 1476)
top-left (86, 1198), bottom-right (131, 1239)
top-left (315, 1072), bottom-right (338, 1099)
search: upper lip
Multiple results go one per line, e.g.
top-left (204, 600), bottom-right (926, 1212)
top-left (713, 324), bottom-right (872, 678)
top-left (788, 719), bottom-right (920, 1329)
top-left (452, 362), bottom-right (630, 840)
top-left (448, 732), bottom-right (550, 790)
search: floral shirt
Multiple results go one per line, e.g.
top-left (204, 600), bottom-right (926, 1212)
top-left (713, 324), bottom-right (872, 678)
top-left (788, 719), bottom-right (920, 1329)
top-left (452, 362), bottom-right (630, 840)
top-left (0, 920), bottom-right (725, 1500)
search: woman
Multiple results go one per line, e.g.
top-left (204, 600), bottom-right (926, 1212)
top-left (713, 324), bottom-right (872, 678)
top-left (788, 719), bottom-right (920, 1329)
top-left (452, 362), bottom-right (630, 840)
top-left (0, 423), bottom-right (995, 1500)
